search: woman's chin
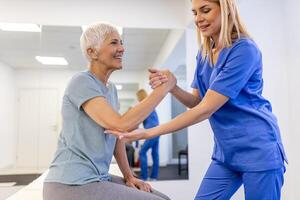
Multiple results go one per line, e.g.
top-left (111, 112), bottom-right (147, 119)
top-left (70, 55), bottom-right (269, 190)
top-left (201, 32), bottom-right (212, 38)
top-left (112, 65), bottom-right (122, 71)
top-left (116, 65), bottom-right (122, 70)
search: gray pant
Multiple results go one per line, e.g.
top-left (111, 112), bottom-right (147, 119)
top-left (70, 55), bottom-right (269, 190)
top-left (43, 175), bottom-right (171, 200)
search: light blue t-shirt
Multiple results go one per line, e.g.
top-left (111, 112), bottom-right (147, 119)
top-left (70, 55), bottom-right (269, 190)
top-left (192, 38), bottom-right (288, 171)
top-left (45, 71), bottom-right (119, 185)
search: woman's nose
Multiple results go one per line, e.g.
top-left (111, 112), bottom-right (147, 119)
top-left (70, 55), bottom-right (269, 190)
top-left (118, 45), bottom-right (125, 52)
top-left (195, 13), bottom-right (204, 23)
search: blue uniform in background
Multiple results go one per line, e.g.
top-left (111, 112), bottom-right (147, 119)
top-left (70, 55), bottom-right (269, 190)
top-left (191, 38), bottom-right (287, 200)
top-left (139, 110), bottom-right (160, 181)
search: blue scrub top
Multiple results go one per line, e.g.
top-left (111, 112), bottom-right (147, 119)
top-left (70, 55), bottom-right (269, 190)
top-left (191, 38), bottom-right (287, 172)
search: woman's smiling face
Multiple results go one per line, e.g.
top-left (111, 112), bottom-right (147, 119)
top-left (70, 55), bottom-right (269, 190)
top-left (192, 0), bottom-right (221, 40)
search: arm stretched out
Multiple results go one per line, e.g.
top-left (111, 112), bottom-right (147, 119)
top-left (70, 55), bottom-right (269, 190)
top-left (107, 89), bottom-right (228, 141)
top-left (82, 76), bottom-right (175, 132)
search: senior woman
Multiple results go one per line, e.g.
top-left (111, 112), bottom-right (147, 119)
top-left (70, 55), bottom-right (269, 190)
top-left (43, 22), bottom-right (173, 200)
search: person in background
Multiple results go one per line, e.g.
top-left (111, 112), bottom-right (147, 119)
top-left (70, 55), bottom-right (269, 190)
top-left (136, 89), bottom-right (160, 181)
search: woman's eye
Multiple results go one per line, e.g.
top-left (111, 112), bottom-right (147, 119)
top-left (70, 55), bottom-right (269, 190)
top-left (203, 9), bottom-right (211, 13)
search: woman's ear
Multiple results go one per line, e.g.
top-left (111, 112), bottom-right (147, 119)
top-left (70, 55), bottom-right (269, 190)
top-left (87, 48), bottom-right (98, 60)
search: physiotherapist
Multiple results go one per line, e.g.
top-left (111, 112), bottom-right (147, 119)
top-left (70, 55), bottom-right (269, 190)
top-left (107, 0), bottom-right (288, 199)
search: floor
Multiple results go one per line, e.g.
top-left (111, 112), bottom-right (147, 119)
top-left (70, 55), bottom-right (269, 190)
top-left (0, 174), bottom-right (42, 186)
top-left (134, 164), bottom-right (188, 181)
top-left (0, 186), bottom-right (24, 200)
top-left (0, 167), bottom-right (45, 200)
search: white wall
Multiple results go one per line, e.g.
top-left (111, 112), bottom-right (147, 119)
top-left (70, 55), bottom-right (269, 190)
top-left (239, 1), bottom-right (292, 199)
top-left (152, 29), bottom-right (185, 68)
top-left (0, 61), bottom-right (16, 169)
top-left (15, 69), bottom-right (79, 106)
top-left (285, 0), bottom-right (300, 199)
top-left (0, 0), bottom-right (187, 29)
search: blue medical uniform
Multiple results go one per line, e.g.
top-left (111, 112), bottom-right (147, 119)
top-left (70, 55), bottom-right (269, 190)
top-left (139, 110), bottom-right (160, 180)
top-left (191, 38), bottom-right (287, 199)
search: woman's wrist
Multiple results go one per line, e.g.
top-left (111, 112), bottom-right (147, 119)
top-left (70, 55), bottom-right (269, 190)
top-left (145, 128), bottom-right (157, 139)
top-left (170, 84), bottom-right (179, 94)
top-left (154, 85), bottom-right (168, 96)
top-left (124, 173), bottom-right (135, 182)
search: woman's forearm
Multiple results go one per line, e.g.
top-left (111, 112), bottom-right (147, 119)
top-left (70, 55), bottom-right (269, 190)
top-left (145, 89), bottom-right (228, 138)
top-left (84, 85), bottom-right (169, 132)
top-left (146, 102), bottom-right (211, 138)
top-left (171, 85), bottom-right (201, 108)
top-left (119, 86), bottom-right (167, 131)
top-left (114, 140), bottom-right (134, 180)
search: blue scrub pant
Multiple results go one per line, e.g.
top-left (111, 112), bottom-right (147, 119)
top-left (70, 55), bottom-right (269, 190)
top-left (195, 161), bottom-right (285, 200)
top-left (139, 137), bottom-right (160, 180)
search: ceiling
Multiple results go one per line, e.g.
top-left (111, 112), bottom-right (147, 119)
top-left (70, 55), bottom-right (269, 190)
top-left (0, 25), bottom-right (170, 71)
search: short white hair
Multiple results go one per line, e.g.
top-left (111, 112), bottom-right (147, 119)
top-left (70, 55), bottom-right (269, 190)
top-left (80, 22), bottom-right (119, 61)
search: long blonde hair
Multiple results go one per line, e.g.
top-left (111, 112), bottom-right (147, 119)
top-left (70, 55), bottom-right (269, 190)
top-left (197, 0), bottom-right (250, 61)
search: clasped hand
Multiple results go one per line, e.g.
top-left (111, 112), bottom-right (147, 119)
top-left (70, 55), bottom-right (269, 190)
top-left (148, 68), bottom-right (177, 92)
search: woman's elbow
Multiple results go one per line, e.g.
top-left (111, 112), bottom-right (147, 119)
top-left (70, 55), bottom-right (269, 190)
top-left (188, 98), bottom-right (201, 109)
top-left (206, 110), bottom-right (214, 119)
top-left (106, 120), bottom-right (132, 132)
top-left (196, 104), bottom-right (215, 120)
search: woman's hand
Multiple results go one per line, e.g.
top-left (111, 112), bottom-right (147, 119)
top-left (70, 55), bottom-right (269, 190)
top-left (148, 68), bottom-right (177, 91)
top-left (125, 176), bottom-right (152, 192)
top-left (104, 129), bottom-right (124, 138)
top-left (105, 128), bottom-right (148, 142)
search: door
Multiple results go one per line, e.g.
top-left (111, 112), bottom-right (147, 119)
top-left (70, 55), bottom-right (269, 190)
top-left (16, 88), bottom-right (59, 170)
top-left (16, 89), bottom-right (40, 169)
top-left (38, 89), bottom-right (59, 168)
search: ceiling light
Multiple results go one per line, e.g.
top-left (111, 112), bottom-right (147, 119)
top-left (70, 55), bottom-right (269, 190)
top-left (0, 23), bottom-right (41, 32)
top-left (35, 56), bottom-right (68, 66)
top-left (116, 84), bottom-right (123, 90)
top-left (81, 24), bottom-right (123, 35)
